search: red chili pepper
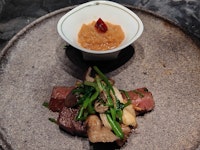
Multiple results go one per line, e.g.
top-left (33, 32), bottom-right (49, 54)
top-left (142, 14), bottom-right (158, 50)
top-left (95, 18), bottom-right (108, 32)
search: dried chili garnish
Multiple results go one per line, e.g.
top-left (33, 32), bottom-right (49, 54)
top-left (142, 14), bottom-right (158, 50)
top-left (95, 18), bottom-right (108, 32)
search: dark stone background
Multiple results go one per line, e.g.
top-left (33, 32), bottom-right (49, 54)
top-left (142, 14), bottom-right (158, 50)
top-left (0, 0), bottom-right (200, 51)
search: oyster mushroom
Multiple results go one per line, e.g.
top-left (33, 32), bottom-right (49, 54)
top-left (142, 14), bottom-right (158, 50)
top-left (94, 100), bottom-right (108, 113)
top-left (86, 115), bottom-right (119, 143)
top-left (84, 67), bottom-right (94, 82)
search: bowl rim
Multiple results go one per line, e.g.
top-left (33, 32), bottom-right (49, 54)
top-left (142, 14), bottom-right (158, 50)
top-left (57, 0), bottom-right (144, 54)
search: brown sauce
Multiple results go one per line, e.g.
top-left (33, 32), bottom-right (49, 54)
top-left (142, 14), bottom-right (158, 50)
top-left (78, 21), bottom-right (125, 51)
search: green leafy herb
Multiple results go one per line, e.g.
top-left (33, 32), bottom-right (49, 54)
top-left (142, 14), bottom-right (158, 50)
top-left (42, 102), bottom-right (49, 108)
top-left (76, 81), bottom-right (99, 121)
top-left (75, 66), bottom-right (125, 138)
top-left (48, 118), bottom-right (57, 124)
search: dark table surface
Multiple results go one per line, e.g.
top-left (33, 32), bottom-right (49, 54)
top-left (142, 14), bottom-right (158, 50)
top-left (0, 0), bottom-right (200, 50)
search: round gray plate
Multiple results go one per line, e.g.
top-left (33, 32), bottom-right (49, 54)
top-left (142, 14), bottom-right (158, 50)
top-left (0, 6), bottom-right (200, 150)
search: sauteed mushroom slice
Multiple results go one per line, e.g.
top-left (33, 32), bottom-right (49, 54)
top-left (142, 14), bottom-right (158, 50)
top-left (64, 87), bottom-right (78, 108)
top-left (86, 115), bottom-right (119, 143)
top-left (94, 100), bottom-right (108, 113)
top-left (84, 67), bottom-right (94, 82)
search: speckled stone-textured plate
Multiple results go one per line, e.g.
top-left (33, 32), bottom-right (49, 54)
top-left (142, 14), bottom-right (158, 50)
top-left (0, 5), bottom-right (200, 150)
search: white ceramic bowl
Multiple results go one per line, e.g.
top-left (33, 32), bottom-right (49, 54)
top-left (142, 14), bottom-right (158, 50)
top-left (57, 0), bottom-right (143, 60)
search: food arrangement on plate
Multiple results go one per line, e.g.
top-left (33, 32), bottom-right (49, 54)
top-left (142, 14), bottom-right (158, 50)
top-left (43, 66), bottom-right (155, 148)
top-left (48, 1), bottom-right (154, 148)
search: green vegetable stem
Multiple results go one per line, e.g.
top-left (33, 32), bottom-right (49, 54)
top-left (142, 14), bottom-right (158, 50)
top-left (76, 81), bottom-right (99, 121)
top-left (106, 114), bottom-right (124, 139)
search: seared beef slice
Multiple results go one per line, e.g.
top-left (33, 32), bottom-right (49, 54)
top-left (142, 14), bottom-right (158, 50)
top-left (49, 86), bottom-right (74, 112)
top-left (58, 107), bottom-right (87, 137)
top-left (128, 87), bottom-right (155, 114)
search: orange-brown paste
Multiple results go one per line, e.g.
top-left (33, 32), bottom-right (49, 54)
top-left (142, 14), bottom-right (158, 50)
top-left (78, 21), bottom-right (125, 51)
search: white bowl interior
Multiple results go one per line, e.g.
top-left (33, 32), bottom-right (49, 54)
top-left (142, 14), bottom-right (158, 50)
top-left (57, 1), bottom-right (143, 54)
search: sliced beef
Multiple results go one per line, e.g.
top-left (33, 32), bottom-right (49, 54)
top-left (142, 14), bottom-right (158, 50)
top-left (57, 107), bottom-right (87, 137)
top-left (49, 86), bottom-right (74, 112)
top-left (122, 87), bottom-right (155, 115)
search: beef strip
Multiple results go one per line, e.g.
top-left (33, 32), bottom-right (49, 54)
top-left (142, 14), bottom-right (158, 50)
top-left (124, 87), bottom-right (155, 115)
top-left (49, 86), bottom-right (74, 112)
top-left (57, 107), bottom-right (87, 137)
